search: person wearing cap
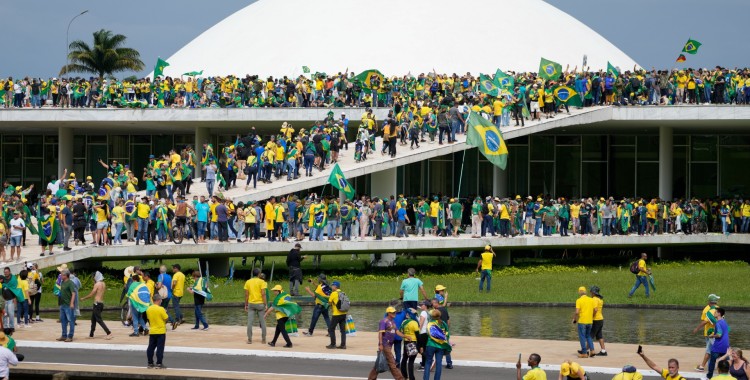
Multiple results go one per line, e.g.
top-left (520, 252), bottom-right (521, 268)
top-left (693, 294), bottom-right (720, 372)
top-left (558, 360), bottom-right (586, 380)
top-left (637, 346), bottom-right (682, 380)
top-left (448, 198), bottom-right (462, 238)
top-left (304, 274), bottom-right (331, 338)
top-left (434, 285), bottom-right (448, 307)
top-left (263, 285), bottom-right (295, 348)
top-left (368, 306), bottom-right (405, 380)
top-left (397, 306), bottom-right (420, 380)
top-left (135, 196), bottom-right (151, 245)
top-left (8, 211), bottom-right (24, 262)
top-left (590, 286), bottom-right (606, 356)
top-left (326, 280), bottom-right (347, 349)
top-left (611, 365), bottom-right (643, 380)
top-left (476, 245), bottom-right (495, 292)
top-left (573, 286), bottom-right (595, 357)
top-left (146, 293), bottom-right (169, 369)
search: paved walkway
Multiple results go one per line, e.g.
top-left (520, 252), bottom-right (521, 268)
top-left (14, 319), bottom-right (705, 378)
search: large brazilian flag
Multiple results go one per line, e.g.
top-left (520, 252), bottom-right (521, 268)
top-left (128, 283), bottom-right (152, 313)
top-left (465, 112), bottom-right (508, 170)
top-left (272, 291), bottom-right (302, 317)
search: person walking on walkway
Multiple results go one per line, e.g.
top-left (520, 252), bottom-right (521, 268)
top-left (187, 270), bottom-right (209, 331)
top-left (707, 307), bottom-right (730, 379)
top-left (56, 269), bottom-right (77, 342)
top-left (264, 285), bottom-right (297, 348)
top-left (80, 271), bottom-right (113, 340)
top-left (368, 306), bottom-right (405, 380)
top-left (244, 268), bottom-right (268, 344)
top-left (146, 294), bottom-right (169, 369)
top-left (398, 308), bottom-right (420, 380)
top-left (476, 245), bottom-right (495, 292)
top-left (400, 268), bottom-right (430, 312)
top-left (327, 281), bottom-right (347, 349)
top-left (627, 252), bottom-right (651, 299)
top-left (637, 347), bottom-right (683, 380)
top-left (304, 274), bottom-right (331, 338)
top-left (171, 264), bottom-right (185, 325)
top-left (573, 286), bottom-right (595, 357)
top-left (590, 286), bottom-right (607, 356)
top-left (516, 353), bottom-right (545, 380)
top-left (693, 293), bottom-right (720, 372)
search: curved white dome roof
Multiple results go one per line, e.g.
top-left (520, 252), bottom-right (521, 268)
top-left (165, 0), bottom-right (638, 77)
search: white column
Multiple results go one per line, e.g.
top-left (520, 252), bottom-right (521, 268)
top-left (370, 167), bottom-right (397, 199)
top-left (493, 166), bottom-right (508, 197)
top-left (195, 126), bottom-right (209, 180)
top-left (659, 126), bottom-right (673, 200)
top-left (58, 126), bottom-right (74, 176)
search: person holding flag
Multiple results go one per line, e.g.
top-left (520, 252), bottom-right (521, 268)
top-left (187, 270), bottom-right (211, 331)
top-left (264, 285), bottom-right (300, 348)
top-left (126, 274), bottom-right (150, 337)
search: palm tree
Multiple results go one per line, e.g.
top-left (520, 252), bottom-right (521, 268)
top-left (60, 29), bottom-right (144, 80)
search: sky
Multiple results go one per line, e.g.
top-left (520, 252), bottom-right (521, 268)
top-left (1, 0), bottom-right (746, 79)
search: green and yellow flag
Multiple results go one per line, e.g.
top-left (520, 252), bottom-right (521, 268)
top-left (465, 112), bottom-right (508, 170)
top-left (554, 86), bottom-right (583, 107)
top-left (538, 58), bottom-right (562, 80)
top-left (37, 213), bottom-right (58, 244)
top-left (328, 163), bottom-right (355, 200)
top-left (478, 74), bottom-right (499, 97)
top-left (154, 57), bottom-right (170, 78)
top-left (353, 69), bottom-right (384, 88)
top-left (682, 39), bottom-right (702, 55)
top-left (272, 291), bottom-right (302, 317)
top-left (182, 70), bottom-right (203, 77)
top-left (494, 69), bottom-right (514, 89)
top-left (302, 66), bottom-right (310, 74)
top-left (607, 62), bottom-right (620, 79)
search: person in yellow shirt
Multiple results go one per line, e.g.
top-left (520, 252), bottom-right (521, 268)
top-left (589, 286), bottom-right (607, 356)
top-left (303, 274), bottom-right (331, 337)
top-left (111, 200), bottom-right (125, 245)
top-left (265, 197), bottom-right (276, 241)
top-left (574, 286), bottom-right (595, 357)
top-left (143, 272), bottom-right (156, 302)
top-left (244, 268), bottom-right (268, 344)
top-left (476, 245), bottom-right (495, 292)
top-left (741, 200), bottom-right (750, 233)
top-left (326, 281), bottom-right (347, 349)
top-left (262, 285), bottom-right (294, 348)
top-left (171, 264), bottom-right (185, 324)
top-left (558, 360), bottom-right (585, 380)
top-left (516, 353), bottom-right (546, 380)
top-left (646, 199), bottom-right (658, 235)
top-left (638, 347), bottom-right (683, 380)
top-left (145, 294), bottom-right (169, 369)
top-left (397, 306), bottom-right (420, 377)
top-left (628, 252), bottom-right (650, 298)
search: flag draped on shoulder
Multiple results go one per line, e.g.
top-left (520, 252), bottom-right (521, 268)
top-left (682, 39), bottom-right (702, 55)
top-left (478, 74), bottom-right (499, 96)
top-left (272, 291), bottom-right (302, 317)
top-left (328, 163), bottom-right (355, 200)
top-left (427, 321), bottom-right (452, 353)
top-left (128, 283), bottom-right (151, 313)
top-left (554, 86), bottom-right (583, 107)
top-left (154, 58), bottom-right (170, 78)
top-left (607, 62), bottom-right (620, 79)
top-left (353, 70), bottom-right (384, 88)
top-left (538, 58), bottom-right (562, 80)
top-left (465, 112), bottom-right (508, 170)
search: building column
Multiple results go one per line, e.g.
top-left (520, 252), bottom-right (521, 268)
top-left (370, 167), bottom-right (397, 199)
top-left (195, 126), bottom-right (209, 180)
top-left (58, 126), bottom-right (74, 176)
top-left (659, 126), bottom-right (673, 200)
top-left (493, 166), bottom-right (508, 197)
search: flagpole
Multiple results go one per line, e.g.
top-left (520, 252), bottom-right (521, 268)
top-left (456, 110), bottom-right (471, 199)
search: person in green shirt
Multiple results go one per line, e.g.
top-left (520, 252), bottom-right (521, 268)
top-left (57, 270), bottom-right (77, 342)
top-left (449, 199), bottom-right (463, 237)
top-left (471, 198), bottom-right (482, 238)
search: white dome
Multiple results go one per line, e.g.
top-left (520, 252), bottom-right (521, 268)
top-left (164, 0), bottom-right (638, 77)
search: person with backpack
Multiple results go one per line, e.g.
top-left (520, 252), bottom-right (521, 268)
top-left (326, 281), bottom-right (348, 349)
top-left (628, 252), bottom-right (651, 299)
top-left (638, 347), bottom-right (685, 380)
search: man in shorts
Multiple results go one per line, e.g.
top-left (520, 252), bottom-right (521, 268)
top-left (9, 212), bottom-right (25, 262)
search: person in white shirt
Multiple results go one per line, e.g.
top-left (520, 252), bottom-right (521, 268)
top-left (0, 345), bottom-right (18, 379)
top-left (9, 212), bottom-right (25, 262)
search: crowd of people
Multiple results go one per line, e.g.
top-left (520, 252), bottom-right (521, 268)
top-left (2, 65), bottom-right (750, 111)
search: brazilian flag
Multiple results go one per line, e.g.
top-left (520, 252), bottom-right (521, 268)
top-left (328, 163), bottom-right (355, 200)
top-left (478, 74), bottom-right (499, 96)
top-left (353, 69), bottom-right (384, 88)
top-left (313, 203), bottom-right (327, 229)
top-left (465, 112), bottom-right (508, 170)
top-left (154, 57), bottom-right (170, 78)
top-left (607, 62), bottom-right (620, 79)
top-left (682, 39), bottom-right (702, 55)
top-left (182, 70), bottom-right (203, 77)
top-left (272, 291), bottom-right (302, 317)
top-left (494, 69), bottom-right (514, 89)
top-left (554, 86), bottom-right (583, 107)
top-left (128, 282), bottom-right (151, 313)
top-left (427, 321), bottom-right (452, 353)
top-left (4, 275), bottom-right (25, 302)
top-left (38, 213), bottom-right (58, 244)
top-left (538, 57), bottom-right (562, 80)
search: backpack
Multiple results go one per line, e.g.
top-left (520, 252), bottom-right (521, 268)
top-left (28, 277), bottom-right (39, 297)
top-left (629, 260), bottom-right (640, 274)
top-left (336, 291), bottom-right (351, 312)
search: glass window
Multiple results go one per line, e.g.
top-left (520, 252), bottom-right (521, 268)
top-left (428, 160), bottom-right (453, 196)
top-left (507, 145), bottom-right (528, 197)
top-left (24, 159), bottom-right (44, 186)
top-left (2, 144), bottom-right (22, 182)
top-left (720, 147), bottom-right (750, 197)
top-left (673, 146), bottom-right (687, 199)
top-left (74, 136), bottom-right (86, 158)
top-left (175, 135), bottom-right (193, 146)
top-left (690, 163), bottom-right (717, 198)
top-left (87, 135), bottom-right (107, 144)
top-left (582, 162), bottom-right (607, 197)
top-left (609, 146), bottom-right (635, 198)
top-left (556, 135), bottom-right (581, 145)
top-left (132, 135), bottom-right (151, 144)
top-left (44, 136), bottom-right (59, 144)
top-left (673, 135), bottom-right (688, 145)
top-left (477, 161), bottom-right (494, 198)
top-left (582, 136), bottom-right (607, 161)
top-left (610, 136), bottom-right (635, 145)
top-left (2, 136), bottom-right (21, 144)
top-left (530, 135), bottom-right (554, 161)
top-left (719, 135), bottom-right (750, 146)
top-left (403, 162), bottom-right (424, 197)
top-left (455, 150), bottom-right (477, 196)
top-left (636, 135), bottom-right (658, 162)
top-left (25, 136), bottom-right (43, 158)
top-left (555, 146), bottom-right (581, 198)
top-left (509, 135), bottom-right (528, 145)
top-left (152, 135), bottom-right (173, 157)
top-left (44, 144), bottom-right (58, 164)
top-left (529, 162), bottom-right (554, 197)
top-left (636, 162), bottom-right (659, 198)
top-left (109, 135), bottom-right (129, 159)
top-left (691, 135), bottom-right (717, 162)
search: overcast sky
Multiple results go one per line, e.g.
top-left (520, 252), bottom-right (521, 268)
top-left (1, 0), bottom-right (745, 78)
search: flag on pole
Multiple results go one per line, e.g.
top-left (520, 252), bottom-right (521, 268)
top-left (681, 39), bottom-right (702, 55)
top-left (538, 58), bottom-right (562, 80)
top-left (478, 74), bottom-right (499, 96)
top-left (353, 69), bottom-right (384, 88)
top-left (494, 69), bottom-right (514, 89)
top-left (154, 58), bottom-right (170, 78)
top-left (676, 54), bottom-right (687, 63)
top-left (302, 66), bottom-right (310, 74)
top-left (328, 163), bottom-right (355, 200)
top-left (607, 62), bottom-right (620, 79)
top-left (465, 112), bottom-right (508, 170)
top-left (182, 70), bottom-right (203, 77)
top-left (553, 86), bottom-right (583, 107)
